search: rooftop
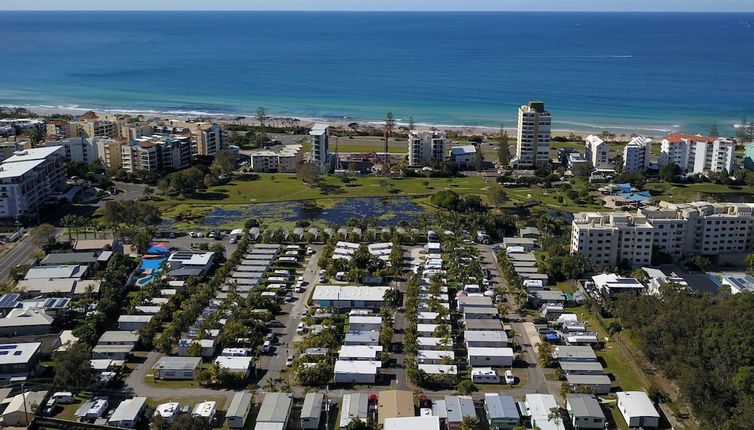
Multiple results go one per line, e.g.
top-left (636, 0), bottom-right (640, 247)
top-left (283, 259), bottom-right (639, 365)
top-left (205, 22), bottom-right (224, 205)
top-left (109, 397), bottom-right (147, 423)
top-left (257, 393), bottom-right (293, 423)
top-left (566, 394), bottom-right (605, 419)
top-left (484, 393), bottom-right (519, 420)
top-left (334, 360), bottom-right (381, 374)
top-left (313, 286), bottom-right (389, 302)
top-left (153, 356), bottom-right (202, 371)
top-left (0, 342), bottom-right (41, 365)
top-left (616, 391), bottom-right (660, 418)
top-left (384, 416), bottom-right (440, 430)
top-left (24, 265), bottom-right (87, 280)
top-left (3, 146), bottom-right (63, 163)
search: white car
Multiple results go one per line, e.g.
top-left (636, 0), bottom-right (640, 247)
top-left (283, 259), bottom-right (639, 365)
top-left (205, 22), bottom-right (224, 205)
top-left (505, 370), bottom-right (515, 385)
top-left (297, 322), bottom-right (306, 334)
top-left (286, 354), bottom-right (295, 367)
top-left (189, 232), bottom-right (197, 238)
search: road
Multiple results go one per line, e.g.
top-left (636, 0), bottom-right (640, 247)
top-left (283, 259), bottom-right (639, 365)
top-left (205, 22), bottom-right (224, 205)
top-left (257, 245), bottom-right (323, 391)
top-left (0, 231), bottom-right (38, 284)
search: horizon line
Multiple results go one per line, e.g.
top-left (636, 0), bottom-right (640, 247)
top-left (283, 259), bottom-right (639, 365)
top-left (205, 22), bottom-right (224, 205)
top-left (3, 9), bottom-right (754, 13)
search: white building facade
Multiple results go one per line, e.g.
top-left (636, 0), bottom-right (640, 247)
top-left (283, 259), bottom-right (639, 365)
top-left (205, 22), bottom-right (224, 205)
top-left (513, 101), bottom-right (551, 168)
top-left (310, 123), bottom-right (330, 166)
top-left (0, 146), bottom-right (66, 218)
top-left (622, 137), bottom-right (651, 174)
top-left (585, 135), bottom-right (610, 169)
top-left (408, 130), bottom-right (446, 167)
top-left (660, 133), bottom-right (735, 174)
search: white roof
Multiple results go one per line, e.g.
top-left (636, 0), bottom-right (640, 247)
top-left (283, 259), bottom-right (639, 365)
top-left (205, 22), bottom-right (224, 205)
top-left (24, 265), bottom-right (86, 280)
top-left (3, 146), bottom-right (62, 163)
top-left (310, 123), bottom-right (329, 135)
top-left (215, 356), bottom-right (252, 372)
top-left (334, 360), bottom-right (380, 375)
top-left (313, 286), bottom-right (389, 302)
top-left (109, 397), bottom-right (147, 423)
top-left (349, 315), bottom-right (382, 325)
top-left (339, 345), bottom-right (383, 359)
top-left (97, 331), bottom-right (139, 344)
top-left (417, 337), bottom-right (453, 348)
top-left (0, 159), bottom-right (46, 179)
top-left (118, 315), bottom-right (153, 323)
top-left (591, 273), bottom-right (644, 290)
top-left (168, 251), bottom-right (214, 266)
top-left (616, 391), bottom-right (660, 418)
top-left (193, 400), bottom-right (216, 418)
top-left (526, 394), bottom-right (559, 420)
top-left (464, 330), bottom-right (508, 344)
top-left (450, 145), bottom-right (477, 155)
top-left (468, 347), bottom-right (513, 357)
top-left (418, 364), bottom-right (457, 375)
top-left (155, 402), bottom-right (179, 418)
top-left (384, 415), bottom-right (440, 430)
top-left (417, 350), bottom-right (454, 360)
top-left (0, 342), bottom-right (41, 365)
top-left (471, 367), bottom-right (498, 376)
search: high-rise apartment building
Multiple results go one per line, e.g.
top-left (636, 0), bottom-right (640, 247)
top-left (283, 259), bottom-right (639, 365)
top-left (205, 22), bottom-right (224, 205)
top-left (120, 135), bottom-right (192, 173)
top-left (622, 137), bottom-right (651, 174)
top-left (660, 133), bottom-right (734, 174)
top-left (571, 201), bottom-right (754, 269)
top-left (309, 123), bottom-right (330, 166)
top-left (0, 146), bottom-right (66, 218)
top-left (408, 130), bottom-right (447, 166)
top-left (585, 135), bottom-right (610, 169)
top-left (513, 101), bottom-right (551, 169)
top-left (196, 124), bottom-right (228, 157)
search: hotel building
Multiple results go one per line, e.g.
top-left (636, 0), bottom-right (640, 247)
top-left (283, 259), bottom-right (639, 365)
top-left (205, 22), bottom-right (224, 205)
top-left (660, 133), bottom-right (734, 174)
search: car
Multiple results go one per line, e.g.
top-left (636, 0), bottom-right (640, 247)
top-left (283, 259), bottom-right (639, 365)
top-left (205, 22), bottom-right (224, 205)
top-left (482, 279), bottom-right (491, 287)
top-left (181, 405), bottom-right (191, 414)
top-left (266, 320), bottom-right (285, 328)
top-left (168, 232), bottom-right (176, 238)
top-left (505, 370), bottom-right (515, 385)
top-left (301, 310), bottom-right (308, 317)
top-left (297, 322), bottom-right (306, 334)
top-left (285, 295), bottom-right (295, 302)
top-left (265, 333), bottom-right (276, 342)
top-left (286, 354), bottom-right (295, 367)
top-left (306, 247), bottom-right (315, 255)
top-left (207, 231), bottom-right (215, 238)
top-left (533, 317), bottom-right (548, 325)
top-left (189, 232), bottom-right (197, 238)
top-left (196, 232), bottom-right (205, 238)
top-left (319, 276), bottom-right (327, 283)
top-left (297, 276), bottom-right (305, 282)
top-left (262, 341), bottom-right (272, 353)
top-left (295, 287), bottom-right (305, 293)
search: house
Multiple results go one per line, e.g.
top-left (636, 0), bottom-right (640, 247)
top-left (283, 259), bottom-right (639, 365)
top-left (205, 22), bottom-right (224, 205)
top-left (541, 304), bottom-right (565, 320)
top-left (378, 390), bottom-right (415, 425)
top-left (152, 356), bottom-right (202, 380)
top-left (566, 394), bottom-right (606, 429)
top-left (349, 315), bottom-right (382, 331)
top-left (301, 392), bottom-right (324, 429)
top-left (154, 402), bottom-right (180, 424)
top-left (344, 330), bottom-right (380, 346)
top-left (552, 345), bottom-right (597, 362)
top-left (464, 319), bottom-right (503, 331)
top-left (338, 345), bottom-right (383, 361)
top-left (256, 393), bottom-right (293, 430)
top-left (92, 331), bottom-right (139, 360)
top-left (313, 286), bottom-right (390, 309)
top-left (529, 290), bottom-right (566, 307)
top-left (484, 393), bottom-right (520, 430)
top-left (566, 374), bottom-right (612, 394)
top-left (417, 350), bottom-right (454, 364)
top-left (0, 342), bottom-right (41, 380)
top-left (226, 391), bottom-right (253, 429)
top-left (108, 397), bottom-right (147, 428)
top-left (1, 390), bottom-right (47, 427)
top-left (192, 401), bottom-right (217, 423)
top-left (384, 416), bottom-right (441, 430)
top-left (418, 324), bottom-right (440, 336)
top-left (472, 367), bottom-right (500, 384)
top-left (464, 330), bottom-right (508, 348)
top-left (417, 337), bottom-right (453, 350)
top-left (468, 347), bottom-right (514, 367)
top-left (520, 227), bottom-right (541, 239)
top-left (73, 238), bottom-right (123, 253)
top-left (334, 360), bottom-right (380, 383)
top-left (215, 356), bottom-right (253, 378)
top-left (16, 278), bottom-right (77, 297)
top-left (0, 308), bottom-right (54, 336)
top-left (418, 364), bottom-right (457, 381)
top-left (40, 251), bottom-right (111, 267)
top-left (444, 395), bottom-right (476, 429)
top-left (457, 296), bottom-right (493, 311)
top-left (590, 274), bottom-right (645, 299)
top-left (616, 391), bottom-right (660, 428)
top-left (117, 314), bottom-right (153, 331)
top-left (177, 338), bottom-right (216, 357)
top-left (24, 264), bottom-right (88, 280)
top-left (559, 361), bottom-right (604, 375)
top-left (565, 332), bottom-right (600, 345)
top-left (340, 393), bottom-right (369, 429)
top-left (524, 394), bottom-right (565, 430)
top-left (417, 312), bottom-right (441, 323)
top-left (450, 145), bottom-right (477, 168)
top-left (463, 307), bottom-right (498, 320)
top-left (502, 237), bottom-right (536, 251)
top-left (167, 251), bottom-right (215, 278)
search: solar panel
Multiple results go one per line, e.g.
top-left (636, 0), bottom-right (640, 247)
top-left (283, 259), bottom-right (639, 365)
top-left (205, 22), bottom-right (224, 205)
top-left (0, 345), bottom-right (17, 350)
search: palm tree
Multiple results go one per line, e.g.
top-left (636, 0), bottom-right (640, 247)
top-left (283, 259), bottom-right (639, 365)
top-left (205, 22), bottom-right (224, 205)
top-left (264, 378), bottom-right (277, 392)
top-left (384, 112), bottom-right (396, 169)
top-left (61, 214), bottom-right (77, 239)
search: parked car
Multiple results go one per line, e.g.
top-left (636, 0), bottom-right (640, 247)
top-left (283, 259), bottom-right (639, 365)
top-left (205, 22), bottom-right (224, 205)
top-left (505, 370), bottom-right (515, 385)
top-left (286, 354), bottom-right (295, 367)
top-left (265, 333), bottom-right (276, 342)
top-left (266, 320), bottom-right (285, 328)
top-left (207, 231), bottom-right (215, 238)
top-left (297, 322), bottom-right (306, 334)
top-left (319, 276), bottom-right (327, 283)
top-left (262, 341), bottom-right (272, 353)
top-left (189, 232), bottom-right (197, 238)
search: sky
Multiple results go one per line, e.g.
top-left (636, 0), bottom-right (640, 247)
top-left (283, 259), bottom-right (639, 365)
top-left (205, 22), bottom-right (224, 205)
top-left (1, 0), bottom-right (752, 12)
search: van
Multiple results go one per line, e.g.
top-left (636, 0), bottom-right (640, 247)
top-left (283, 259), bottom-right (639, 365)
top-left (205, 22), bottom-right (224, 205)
top-left (262, 341), bottom-right (272, 353)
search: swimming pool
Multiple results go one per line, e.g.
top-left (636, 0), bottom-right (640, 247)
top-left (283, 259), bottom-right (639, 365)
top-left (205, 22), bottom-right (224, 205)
top-left (136, 257), bottom-right (167, 286)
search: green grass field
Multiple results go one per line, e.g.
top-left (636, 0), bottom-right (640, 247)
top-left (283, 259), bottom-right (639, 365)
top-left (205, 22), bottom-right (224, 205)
top-left (645, 182), bottom-right (754, 203)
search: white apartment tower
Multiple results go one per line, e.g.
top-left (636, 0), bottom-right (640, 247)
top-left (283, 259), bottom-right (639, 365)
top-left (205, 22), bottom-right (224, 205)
top-left (585, 135), bottom-right (610, 169)
top-left (0, 146), bottom-right (66, 218)
top-left (622, 137), bottom-right (651, 174)
top-left (660, 133), bottom-right (734, 174)
top-left (514, 101), bottom-right (551, 169)
top-left (196, 124), bottom-right (228, 157)
top-left (309, 123), bottom-right (330, 166)
top-left (572, 201), bottom-right (754, 269)
top-left (408, 130), bottom-right (447, 166)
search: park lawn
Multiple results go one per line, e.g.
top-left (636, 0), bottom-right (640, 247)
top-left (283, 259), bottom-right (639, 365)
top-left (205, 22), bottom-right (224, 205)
top-left (597, 344), bottom-right (646, 392)
top-left (144, 374), bottom-right (204, 388)
top-left (504, 187), bottom-right (606, 212)
top-left (645, 182), bottom-right (754, 203)
top-left (152, 174), bottom-right (491, 206)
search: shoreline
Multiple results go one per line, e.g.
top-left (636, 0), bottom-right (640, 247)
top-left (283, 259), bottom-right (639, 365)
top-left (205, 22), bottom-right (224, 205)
top-left (1, 103), bottom-right (688, 139)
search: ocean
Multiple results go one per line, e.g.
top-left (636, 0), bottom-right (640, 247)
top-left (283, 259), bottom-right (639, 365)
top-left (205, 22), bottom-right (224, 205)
top-left (1, 11), bottom-right (753, 135)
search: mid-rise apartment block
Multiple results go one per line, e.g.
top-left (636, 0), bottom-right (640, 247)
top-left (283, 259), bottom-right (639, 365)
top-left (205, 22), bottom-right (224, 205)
top-left (196, 124), bottom-right (228, 157)
top-left (80, 119), bottom-right (117, 139)
top-left (513, 101), bottom-right (551, 169)
top-left (660, 133), bottom-right (734, 174)
top-left (0, 146), bottom-right (66, 218)
top-left (408, 130), bottom-right (446, 166)
top-left (42, 138), bottom-right (97, 163)
top-left (46, 121), bottom-right (81, 139)
top-left (622, 137), bottom-right (651, 174)
top-left (572, 201), bottom-right (754, 268)
top-left (309, 123), bottom-right (330, 166)
top-left (585, 135), bottom-right (610, 169)
top-left (249, 144), bottom-right (303, 173)
top-left (120, 135), bottom-right (192, 173)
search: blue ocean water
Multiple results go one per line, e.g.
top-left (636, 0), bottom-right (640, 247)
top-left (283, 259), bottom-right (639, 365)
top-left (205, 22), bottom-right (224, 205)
top-left (1, 11), bottom-right (753, 134)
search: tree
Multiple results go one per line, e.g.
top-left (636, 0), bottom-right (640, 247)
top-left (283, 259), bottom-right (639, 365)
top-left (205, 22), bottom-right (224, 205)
top-left (659, 162), bottom-right (681, 183)
top-left (461, 416), bottom-right (479, 430)
top-left (548, 408), bottom-right (568, 427)
top-left (571, 162), bottom-right (592, 177)
top-left (187, 341), bottom-right (203, 357)
top-left (211, 150), bottom-right (237, 177)
top-left (474, 146), bottom-right (484, 172)
top-left (25, 127), bottom-right (45, 148)
top-left (488, 184), bottom-right (508, 208)
top-left (52, 343), bottom-right (95, 391)
top-left (142, 185), bottom-right (154, 200)
top-left (383, 288), bottom-right (401, 307)
top-left (33, 223), bottom-right (58, 252)
top-left (538, 342), bottom-right (554, 367)
top-left (456, 380), bottom-right (477, 395)
top-left (169, 414), bottom-right (211, 430)
top-left (497, 122), bottom-right (510, 165)
top-left (408, 116), bottom-right (416, 130)
top-left (687, 255), bottom-right (711, 271)
top-left (614, 154), bottom-right (624, 174)
top-left (296, 162), bottom-right (320, 185)
top-left (102, 200), bottom-right (161, 226)
top-left (256, 106), bottom-right (267, 131)
top-left (384, 112), bottom-right (396, 167)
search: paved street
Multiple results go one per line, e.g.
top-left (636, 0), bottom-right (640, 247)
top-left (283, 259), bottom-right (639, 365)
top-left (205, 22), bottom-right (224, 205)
top-left (0, 231), bottom-right (38, 284)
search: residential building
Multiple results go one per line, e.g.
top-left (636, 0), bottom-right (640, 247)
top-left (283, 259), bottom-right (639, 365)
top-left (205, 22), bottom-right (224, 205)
top-left (120, 135), bottom-right (192, 173)
top-left (588, 273), bottom-right (645, 299)
top-left (313, 286), bottom-right (390, 309)
top-left (108, 397), bottom-right (147, 428)
top-left (118, 315), bottom-right (153, 331)
top-left (301, 392), bottom-right (324, 429)
top-left (338, 345), bottom-right (383, 361)
top-left (464, 330), bottom-right (508, 348)
top-left (585, 135), bottom-right (610, 169)
top-left (572, 201), bottom-right (754, 268)
top-left (348, 315), bottom-right (382, 331)
top-left (215, 356), bottom-right (253, 378)
top-left (622, 137), bottom-right (651, 174)
top-left (472, 367), bottom-right (500, 384)
top-left (444, 395), bottom-right (476, 429)
top-left (484, 393), bottom-right (520, 430)
top-left (94, 138), bottom-right (124, 169)
top-left (192, 401), bottom-right (217, 423)
top-left (661, 132), bottom-right (735, 174)
top-left (0, 146), bottom-right (66, 218)
top-left (249, 144), bottom-right (303, 172)
top-left (154, 402), bottom-right (180, 424)
top-left (177, 338), bottom-right (216, 357)
top-left (152, 356), bottom-right (202, 380)
top-left (46, 121), bottom-right (81, 139)
top-left (334, 360), bottom-right (380, 383)
top-left (513, 101), bottom-right (551, 168)
top-left (256, 393), bottom-right (293, 430)
top-left (92, 331), bottom-right (138, 360)
top-left (552, 345), bottom-right (597, 362)
top-left (43, 137), bottom-right (97, 163)
top-left (378, 390), bottom-right (414, 425)
top-left (525, 394), bottom-right (565, 430)
top-left (566, 394), bottom-right (606, 429)
top-left (384, 416), bottom-right (440, 430)
top-left (418, 364), bottom-right (457, 380)
top-left (1, 390), bottom-right (47, 427)
top-left (616, 391), bottom-right (660, 428)
top-left (0, 342), bottom-right (41, 380)
top-left (167, 251), bottom-right (215, 278)
top-left (567, 152), bottom-right (588, 170)
top-left (344, 331), bottom-right (379, 346)
top-left (195, 124), bottom-right (228, 156)
top-left (226, 391), bottom-right (253, 429)
top-left (339, 393), bottom-right (369, 429)
top-left (559, 361), bottom-right (605, 376)
top-left (464, 319), bottom-right (503, 331)
top-left (310, 123), bottom-right (330, 166)
top-left (417, 350), bottom-right (454, 364)
top-left (80, 119), bottom-right (117, 139)
top-left (0, 308), bottom-right (54, 336)
top-left (566, 374), bottom-right (612, 394)
top-left (457, 296), bottom-right (493, 311)
top-left (450, 145), bottom-right (476, 168)
top-left (745, 142), bottom-right (754, 170)
top-left (467, 347), bottom-right (514, 367)
top-left (408, 130), bottom-right (447, 166)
